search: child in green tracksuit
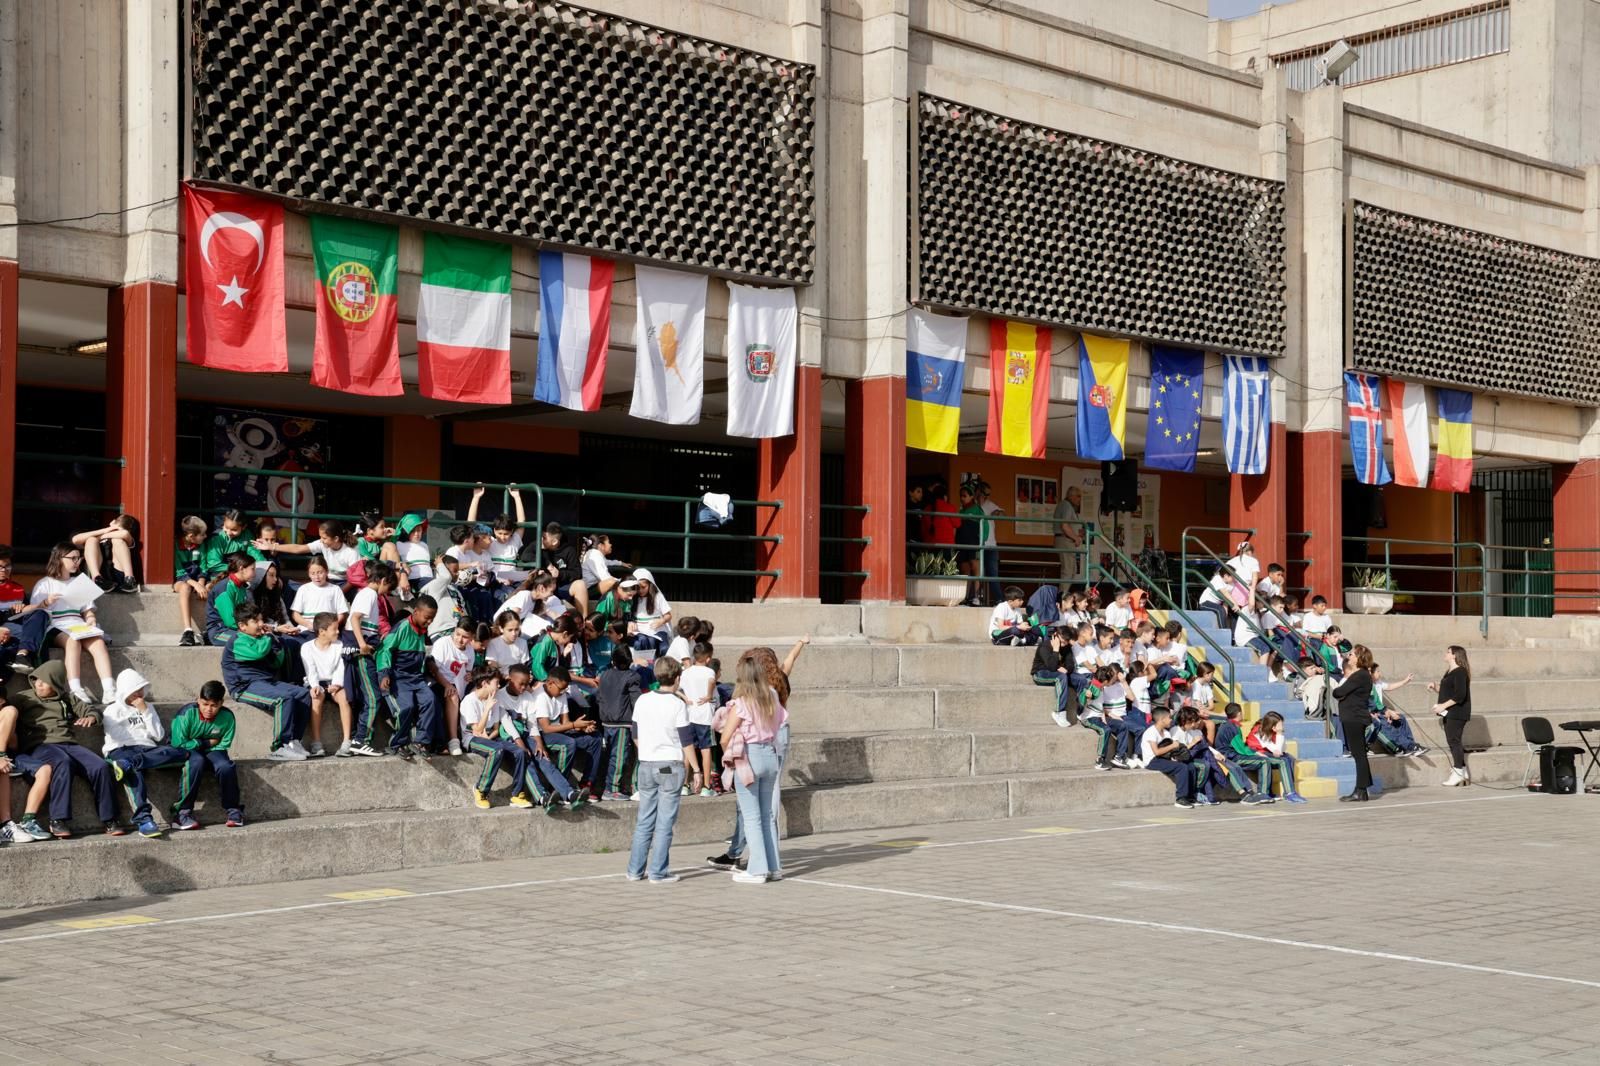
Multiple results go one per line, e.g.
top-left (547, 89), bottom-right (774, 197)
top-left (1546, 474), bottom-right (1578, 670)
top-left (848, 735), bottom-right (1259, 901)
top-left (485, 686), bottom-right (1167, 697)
top-left (375, 596), bottom-right (442, 760)
top-left (169, 680), bottom-right (244, 828)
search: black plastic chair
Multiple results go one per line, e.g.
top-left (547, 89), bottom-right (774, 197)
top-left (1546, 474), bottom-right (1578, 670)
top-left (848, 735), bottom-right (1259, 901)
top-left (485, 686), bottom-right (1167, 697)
top-left (1522, 717), bottom-right (1554, 788)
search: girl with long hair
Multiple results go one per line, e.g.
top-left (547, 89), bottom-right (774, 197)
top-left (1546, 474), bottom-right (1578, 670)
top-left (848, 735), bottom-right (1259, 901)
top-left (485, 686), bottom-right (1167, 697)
top-left (30, 541), bottom-right (117, 702)
top-left (717, 656), bottom-right (788, 883)
top-left (1429, 645), bottom-right (1473, 786)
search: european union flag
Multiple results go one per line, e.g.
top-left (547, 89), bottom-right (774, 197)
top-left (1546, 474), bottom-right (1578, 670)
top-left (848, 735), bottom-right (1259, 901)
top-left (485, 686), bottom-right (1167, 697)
top-left (1145, 346), bottom-right (1204, 472)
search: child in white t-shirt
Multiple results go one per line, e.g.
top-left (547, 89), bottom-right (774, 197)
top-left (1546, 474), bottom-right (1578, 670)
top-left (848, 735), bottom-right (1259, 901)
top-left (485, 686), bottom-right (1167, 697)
top-left (664, 616), bottom-right (699, 664)
top-left (431, 618), bottom-right (476, 753)
top-left (988, 586), bottom-right (1037, 646)
top-left (395, 513), bottom-right (434, 593)
top-left (678, 642), bottom-right (718, 796)
top-left (1140, 706), bottom-right (1199, 808)
top-left (466, 484), bottom-right (530, 588)
top-left (271, 521), bottom-right (361, 586)
top-left (486, 611), bottom-right (530, 672)
top-left (291, 557), bottom-right (347, 631)
top-left (299, 612), bottom-right (353, 758)
top-left (1300, 595), bottom-right (1333, 635)
top-left (1103, 588), bottom-right (1134, 632)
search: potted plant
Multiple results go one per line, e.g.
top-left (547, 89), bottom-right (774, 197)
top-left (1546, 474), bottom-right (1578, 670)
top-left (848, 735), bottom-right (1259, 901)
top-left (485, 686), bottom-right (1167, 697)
top-left (907, 551), bottom-right (969, 607)
top-left (1344, 567), bottom-right (1396, 615)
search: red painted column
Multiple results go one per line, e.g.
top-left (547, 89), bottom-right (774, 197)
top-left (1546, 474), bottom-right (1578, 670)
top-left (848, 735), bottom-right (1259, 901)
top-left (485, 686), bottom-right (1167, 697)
top-left (755, 365), bottom-right (822, 601)
top-left (1287, 429), bottom-right (1343, 609)
top-left (1229, 421), bottom-right (1288, 573)
top-left (0, 260), bottom-right (16, 543)
top-left (844, 375), bottom-right (906, 603)
top-left (1552, 459), bottom-right (1600, 615)
top-left (109, 281), bottom-right (179, 586)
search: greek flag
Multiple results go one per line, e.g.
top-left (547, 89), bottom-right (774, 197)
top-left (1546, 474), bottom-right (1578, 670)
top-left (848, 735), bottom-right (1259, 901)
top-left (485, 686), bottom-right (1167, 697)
top-left (1223, 355), bottom-right (1271, 475)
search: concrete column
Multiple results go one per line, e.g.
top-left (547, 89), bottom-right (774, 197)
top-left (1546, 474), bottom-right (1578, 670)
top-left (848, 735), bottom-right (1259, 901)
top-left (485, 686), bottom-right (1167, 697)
top-left (757, 365), bottom-right (823, 601)
top-left (0, 0), bottom-right (18, 542)
top-left (1551, 412), bottom-right (1600, 614)
top-left (109, 282), bottom-right (178, 585)
top-left (845, 376), bottom-right (906, 603)
top-left (1289, 84), bottom-right (1348, 607)
top-left (121, 0), bottom-right (179, 287)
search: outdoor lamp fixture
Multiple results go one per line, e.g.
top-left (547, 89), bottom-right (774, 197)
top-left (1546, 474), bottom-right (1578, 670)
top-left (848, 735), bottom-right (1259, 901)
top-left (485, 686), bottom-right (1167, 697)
top-left (1316, 40), bottom-right (1359, 84)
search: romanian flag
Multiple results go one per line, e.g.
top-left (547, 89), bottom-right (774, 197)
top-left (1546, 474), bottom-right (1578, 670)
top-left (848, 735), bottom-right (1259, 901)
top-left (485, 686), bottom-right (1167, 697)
top-left (1432, 388), bottom-right (1474, 492)
top-left (905, 309), bottom-right (968, 454)
top-left (985, 320), bottom-right (1051, 458)
top-left (1075, 334), bottom-right (1129, 461)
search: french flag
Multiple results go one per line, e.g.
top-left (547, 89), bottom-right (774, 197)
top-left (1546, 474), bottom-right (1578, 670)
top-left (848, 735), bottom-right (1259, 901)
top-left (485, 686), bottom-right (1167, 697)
top-left (536, 251), bottom-right (615, 411)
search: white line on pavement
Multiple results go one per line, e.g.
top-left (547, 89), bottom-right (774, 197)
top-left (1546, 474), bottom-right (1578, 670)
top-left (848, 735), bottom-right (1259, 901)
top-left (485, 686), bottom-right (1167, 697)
top-left (789, 877), bottom-right (1600, 992)
top-left (0, 791), bottom-right (1533, 947)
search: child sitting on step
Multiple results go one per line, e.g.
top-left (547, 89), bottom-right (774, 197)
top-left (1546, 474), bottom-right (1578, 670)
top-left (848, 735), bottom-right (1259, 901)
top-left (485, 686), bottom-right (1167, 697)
top-left (1031, 623), bottom-right (1078, 728)
top-left (1214, 703), bottom-right (1277, 802)
top-left (170, 680), bottom-right (244, 829)
top-left (204, 551), bottom-right (256, 649)
top-left (1246, 710), bottom-right (1306, 802)
top-left (173, 516), bottom-right (209, 647)
top-left (1178, 706), bottom-right (1269, 806)
top-left (223, 606), bottom-right (311, 761)
top-left (1367, 665), bottom-right (1427, 758)
top-left (300, 612), bottom-right (355, 758)
top-left (102, 668), bottom-right (192, 837)
top-left (1141, 705), bottom-right (1200, 809)
top-left (989, 586), bottom-right (1037, 646)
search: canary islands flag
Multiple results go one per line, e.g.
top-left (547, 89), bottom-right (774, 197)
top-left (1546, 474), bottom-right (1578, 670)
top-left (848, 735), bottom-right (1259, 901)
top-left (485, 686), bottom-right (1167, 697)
top-left (905, 310), bottom-right (968, 454)
top-left (1076, 334), bottom-right (1129, 461)
top-left (985, 320), bottom-right (1051, 458)
top-left (1432, 387), bottom-right (1473, 492)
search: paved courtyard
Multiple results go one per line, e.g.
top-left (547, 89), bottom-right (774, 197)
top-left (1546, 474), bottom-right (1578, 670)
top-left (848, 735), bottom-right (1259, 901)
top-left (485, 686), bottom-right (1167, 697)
top-left (2, 790), bottom-right (1598, 1065)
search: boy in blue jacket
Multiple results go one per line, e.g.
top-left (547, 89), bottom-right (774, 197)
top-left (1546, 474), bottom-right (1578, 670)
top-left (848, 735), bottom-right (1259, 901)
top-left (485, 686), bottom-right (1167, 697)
top-left (222, 605), bottom-right (310, 760)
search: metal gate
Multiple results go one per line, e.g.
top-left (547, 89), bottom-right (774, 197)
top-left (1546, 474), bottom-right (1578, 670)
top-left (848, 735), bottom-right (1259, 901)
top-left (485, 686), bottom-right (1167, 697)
top-left (1474, 466), bottom-right (1553, 617)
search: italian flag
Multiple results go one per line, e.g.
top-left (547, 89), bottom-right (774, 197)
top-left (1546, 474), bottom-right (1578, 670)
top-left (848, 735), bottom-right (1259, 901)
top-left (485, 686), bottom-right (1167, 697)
top-left (310, 215), bottom-right (402, 396)
top-left (417, 233), bottom-right (513, 405)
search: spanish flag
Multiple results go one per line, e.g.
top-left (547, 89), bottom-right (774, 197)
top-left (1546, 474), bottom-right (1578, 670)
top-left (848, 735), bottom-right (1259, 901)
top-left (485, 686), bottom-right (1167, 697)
top-left (985, 320), bottom-right (1052, 458)
top-left (1432, 387), bottom-right (1474, 492)
top-left (1076, 334), bottom-right (1129, 461)
top-left (905, 309), bottom-right (969, 453)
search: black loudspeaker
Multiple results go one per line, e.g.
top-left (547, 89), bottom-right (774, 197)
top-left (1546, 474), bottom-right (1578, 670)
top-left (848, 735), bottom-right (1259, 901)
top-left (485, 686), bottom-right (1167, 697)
top-left (1539, 745), bottom-right (1579, 794)
top-left (1101, 458), bottom-right (1139, 513)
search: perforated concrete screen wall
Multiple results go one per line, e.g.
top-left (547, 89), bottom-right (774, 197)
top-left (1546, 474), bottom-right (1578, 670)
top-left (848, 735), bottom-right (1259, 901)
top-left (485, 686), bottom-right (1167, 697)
top-left (188, 0), bottom-right (817, 283)
top-left (1351, 202), bottom-right (1600, 405)
top-left (913, 95), bottom-right (1288, 357)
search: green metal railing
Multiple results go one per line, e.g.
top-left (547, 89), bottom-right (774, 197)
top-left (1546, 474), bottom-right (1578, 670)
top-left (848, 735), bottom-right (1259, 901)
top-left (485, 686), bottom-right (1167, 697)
top-left (1178, 525), bottom-right (1255, 610)
top-left (1181, 532), bottom-right (1313, 692)
top-left (819, 502), bottom-right (871, 581)
top-left (904, 507), bottom-right (1090, 587)
top-left (1083, 526), bottom-right (1237, 697)
top-left (1286, 530), bottom-right (1314, 598)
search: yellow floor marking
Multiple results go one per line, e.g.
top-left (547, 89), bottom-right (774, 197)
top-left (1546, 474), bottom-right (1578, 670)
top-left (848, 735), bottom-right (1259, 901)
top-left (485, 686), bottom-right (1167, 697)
top-left (56, 915), bottom-right (160, 930)
top-left (1141, 817), bottom-right (1192, 825)
top-left (876, 839), bottom-right (932, 848)
top-left (328, 888), bottom-right (413, 901)
top-left (1023, 827), bottom-right (1079, 834)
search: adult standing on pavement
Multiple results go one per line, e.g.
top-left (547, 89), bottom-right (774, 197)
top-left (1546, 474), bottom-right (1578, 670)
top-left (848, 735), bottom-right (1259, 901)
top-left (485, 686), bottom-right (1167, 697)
top-left (1334, 644), bottom-right (1377, 803)
top-left (1429, 646), bottom-right (1473, 787)
top-left (718, 657), bottom-right (790, 883)
top-left (1053, 485), bottom-right (1084, 582)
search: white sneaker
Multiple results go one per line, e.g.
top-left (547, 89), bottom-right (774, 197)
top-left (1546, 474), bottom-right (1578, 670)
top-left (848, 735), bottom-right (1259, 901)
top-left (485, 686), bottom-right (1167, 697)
top-left (306, 743), bottom-right (327, 759)
top-left (1051, 710), bottom-right (1069, 728)
top-left (267, 746), bottom-right (304, 762)
top-left (1441, 769), bottom-right (1463, 787)
top-left (335, 740), bottom-right (353, 758)
top-left (1110, 756), bottom-right (1128, 769)
top-left (767, 870), bottom-right (785, 882)
top-left (731, 871), bottom-right (767, 884)
top-left (1, 821), bottom-right (33, 845)
top-left (287, 740), bottom-right (312, 759)
top-left (447, 738), bottom-right (463, 756)
top-left (629, 792), bottom-right (641, 802)
top-left (649, 873), bottom-right (681, 884)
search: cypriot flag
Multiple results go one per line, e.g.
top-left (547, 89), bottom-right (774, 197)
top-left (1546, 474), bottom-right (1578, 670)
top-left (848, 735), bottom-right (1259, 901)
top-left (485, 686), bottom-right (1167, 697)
top-left (630, 265), bottom-right (707, 425)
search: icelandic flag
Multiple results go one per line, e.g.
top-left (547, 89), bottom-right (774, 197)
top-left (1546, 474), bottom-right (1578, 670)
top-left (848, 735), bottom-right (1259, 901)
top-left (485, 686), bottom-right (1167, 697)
top-left (1145, 346), bottom-right (1204, 473)
top-left (1076, 334), bottom-right (1129, 461)
top-left (1432, 388), bottom-right (1474, 492)
top-left (1223, 355), bottom-right (1271, 475)
top-left (1385, 378), bottom-right (1430, 488)
top-left (1345, 371), bottom-right (1392, 485)
top-left (905, 309), bottom-right (968, 454)
top-left (536, 251), bottom-right (615, 411)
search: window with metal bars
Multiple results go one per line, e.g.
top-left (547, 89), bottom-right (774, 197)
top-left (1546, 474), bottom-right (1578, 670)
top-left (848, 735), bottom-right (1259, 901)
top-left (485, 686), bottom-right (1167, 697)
top-left (1272, 2), bottom-right (1509, 91)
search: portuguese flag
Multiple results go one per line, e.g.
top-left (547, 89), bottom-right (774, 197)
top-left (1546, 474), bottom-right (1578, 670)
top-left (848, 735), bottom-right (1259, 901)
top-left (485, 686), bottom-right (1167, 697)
top-left (416, 233), bottom-right (512, 405)
top-left (310, 215), bottom-right (401, 396)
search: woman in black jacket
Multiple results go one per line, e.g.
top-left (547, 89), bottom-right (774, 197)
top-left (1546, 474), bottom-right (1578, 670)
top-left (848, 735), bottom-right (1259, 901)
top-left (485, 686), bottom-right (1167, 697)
top-left (1429, 645), bottom-right (1473, 786)
top-left (1333, 643), bottom-right (1377, 802)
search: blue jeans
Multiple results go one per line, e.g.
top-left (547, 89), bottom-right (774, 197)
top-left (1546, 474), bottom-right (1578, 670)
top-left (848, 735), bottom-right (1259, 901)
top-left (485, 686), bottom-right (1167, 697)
top-left (628, 760), bottom-right (686, 881)
top-left (729, 723), bottom-right (788, 860)
top-left (732, 742), bottom-right (782, 877)
top-left (1, 609), bottom-right (49, 663)
top-left (107, 744), bottom-right (199, 821)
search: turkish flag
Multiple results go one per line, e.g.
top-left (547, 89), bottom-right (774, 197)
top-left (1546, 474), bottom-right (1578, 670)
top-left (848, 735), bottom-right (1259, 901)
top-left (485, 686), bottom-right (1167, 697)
top-left (182, 184), bottom-right (287, 372)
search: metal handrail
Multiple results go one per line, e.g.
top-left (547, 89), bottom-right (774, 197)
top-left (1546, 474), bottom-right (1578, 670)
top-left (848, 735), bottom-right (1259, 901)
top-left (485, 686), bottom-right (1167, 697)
top-left (905, 507), bottom-right (1092, 587)
top-left (1179, 525), bottom-right (1255, 611)
top-left (1181, 533), bottom-right (1310, 684)
top-left (1084, 525), bottom-right (1237, 697)
top-left (1343, 534), bottom-right (1487, 635)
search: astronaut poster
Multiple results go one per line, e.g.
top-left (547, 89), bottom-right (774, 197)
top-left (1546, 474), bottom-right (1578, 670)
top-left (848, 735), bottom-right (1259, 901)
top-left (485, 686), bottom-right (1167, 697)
top-left (211, 408), bottom-right (331, 542)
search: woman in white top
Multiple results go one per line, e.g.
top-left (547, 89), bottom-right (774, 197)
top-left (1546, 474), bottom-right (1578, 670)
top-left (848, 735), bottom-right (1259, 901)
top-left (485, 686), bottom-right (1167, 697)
top-left (1225, 541), bottom-right (1260, 592)
top-left (30, 541), bottom-right (116, 703)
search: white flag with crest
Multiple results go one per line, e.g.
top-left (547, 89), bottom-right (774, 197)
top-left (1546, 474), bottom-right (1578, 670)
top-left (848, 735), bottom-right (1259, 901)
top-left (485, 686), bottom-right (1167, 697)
top-left (725, 282), bottom-right (797, 439)
top-left (630, 266), bottom-right (707, 425)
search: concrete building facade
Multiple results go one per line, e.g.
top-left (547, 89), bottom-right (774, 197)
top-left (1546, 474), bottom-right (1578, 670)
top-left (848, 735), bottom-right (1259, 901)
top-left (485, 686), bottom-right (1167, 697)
top-left (1, 0), bottom-right (1599, 613)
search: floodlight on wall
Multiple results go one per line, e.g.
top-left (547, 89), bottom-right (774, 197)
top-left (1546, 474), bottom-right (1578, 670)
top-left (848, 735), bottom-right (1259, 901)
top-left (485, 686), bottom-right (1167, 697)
top-left (1315, 40), bottom-right (1359, 84)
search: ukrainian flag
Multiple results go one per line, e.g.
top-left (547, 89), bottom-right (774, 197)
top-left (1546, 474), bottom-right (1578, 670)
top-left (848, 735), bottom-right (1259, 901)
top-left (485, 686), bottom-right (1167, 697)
top-left (1076, 334), bottom-right (1129, 461)
top-left (905, 309), bottom-right (968, 454)
top-left (1432, 387), bottom-right (1473, 493)
top-left (985, 320), bottom-right (1052, 458)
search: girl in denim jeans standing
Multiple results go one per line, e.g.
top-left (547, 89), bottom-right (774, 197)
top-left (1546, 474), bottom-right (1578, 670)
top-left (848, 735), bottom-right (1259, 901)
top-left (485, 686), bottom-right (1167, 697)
top-left (625, 657), bottom-right (695, 883)
top-left (720, 657), bottom-right (790, 884)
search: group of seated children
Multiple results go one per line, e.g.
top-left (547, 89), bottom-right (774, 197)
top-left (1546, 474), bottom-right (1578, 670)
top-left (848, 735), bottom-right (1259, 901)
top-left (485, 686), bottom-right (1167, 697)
top-left (1139, 703), bottom-right (1304, 809)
